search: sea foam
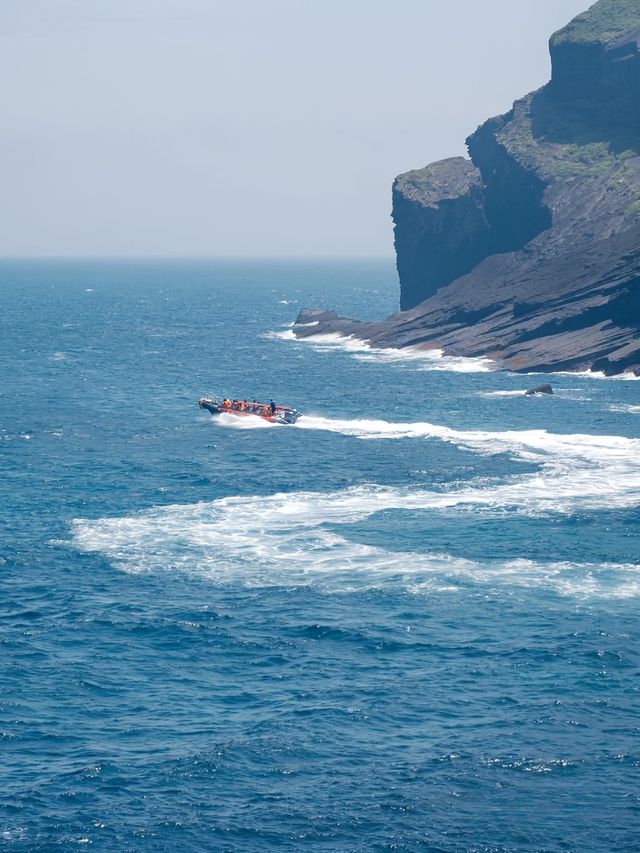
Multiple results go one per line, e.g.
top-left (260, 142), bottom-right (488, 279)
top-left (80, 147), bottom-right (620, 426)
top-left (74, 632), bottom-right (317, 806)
top-left (269, 329), bottom-right (495, 372)
top-left (214, 412), bottom-right (276, 430)
top-left (72, 417), bottom-right (640, 598)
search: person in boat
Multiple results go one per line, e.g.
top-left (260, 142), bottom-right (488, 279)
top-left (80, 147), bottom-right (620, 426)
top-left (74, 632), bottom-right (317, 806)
top-left (269, 399), bottom-right (276, 414)
top-left (243, 400), bottom-right (249, 410)
top-left (222, 398), bottom-right (231, 408)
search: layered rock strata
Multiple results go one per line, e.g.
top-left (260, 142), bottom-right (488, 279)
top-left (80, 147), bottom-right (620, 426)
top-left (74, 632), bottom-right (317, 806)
top-left (295, 0), bottom-right (640, 375)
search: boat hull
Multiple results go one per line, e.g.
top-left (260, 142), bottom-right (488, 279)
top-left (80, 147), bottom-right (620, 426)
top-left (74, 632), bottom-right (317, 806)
top-left (198, 398), bottom-right (300, 425)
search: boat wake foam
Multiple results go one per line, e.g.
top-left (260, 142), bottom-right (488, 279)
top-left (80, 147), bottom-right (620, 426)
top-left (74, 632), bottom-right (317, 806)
top-left (295, 414), bottom-right (638, 469)
top-left (72, 419), bottom-right (640, 598)
top-left (213, 412), bottom-right (276, 430)
top-left (70, 490), bottom-right (640, 598)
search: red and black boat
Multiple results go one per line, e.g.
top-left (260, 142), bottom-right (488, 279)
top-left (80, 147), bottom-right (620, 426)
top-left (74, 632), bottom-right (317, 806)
top-left (198, 396), bottom-right (301, 425)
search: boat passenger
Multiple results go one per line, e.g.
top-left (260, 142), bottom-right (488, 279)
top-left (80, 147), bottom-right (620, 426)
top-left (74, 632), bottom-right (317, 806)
top-left (269, 399), bottom-right (277, 414)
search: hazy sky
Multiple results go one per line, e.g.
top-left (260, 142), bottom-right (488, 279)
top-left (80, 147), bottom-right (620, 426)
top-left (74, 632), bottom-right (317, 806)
top-left (1, 0), bottom-right (589, 258)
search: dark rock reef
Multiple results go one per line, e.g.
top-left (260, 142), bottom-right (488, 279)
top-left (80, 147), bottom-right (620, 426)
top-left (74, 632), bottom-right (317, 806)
top-left (295, 0), bottom-right (640, 376)
top-left (526, 384), bottom-right (554, 396)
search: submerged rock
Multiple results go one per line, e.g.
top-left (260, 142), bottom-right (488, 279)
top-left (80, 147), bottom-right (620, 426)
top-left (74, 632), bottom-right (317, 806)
top-left (296, 0), bottom-right (640, 376)
top-left (525, 384), bottom-right (554, 396)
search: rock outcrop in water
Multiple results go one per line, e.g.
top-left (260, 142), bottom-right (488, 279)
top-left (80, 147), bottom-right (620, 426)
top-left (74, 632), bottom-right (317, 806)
top-left (294, 0), bottom-right (640, 376)
top-left (526, 384), bottom-right (554, 396)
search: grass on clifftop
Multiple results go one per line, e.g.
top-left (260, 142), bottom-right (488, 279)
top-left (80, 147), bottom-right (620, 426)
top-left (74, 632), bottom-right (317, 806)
top-left (551, 0), bottom-right (640, 46)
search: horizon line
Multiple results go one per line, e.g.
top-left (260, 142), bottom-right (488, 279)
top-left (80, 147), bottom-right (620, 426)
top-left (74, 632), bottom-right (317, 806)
top-left (0, 254), bottom-right (396, 263)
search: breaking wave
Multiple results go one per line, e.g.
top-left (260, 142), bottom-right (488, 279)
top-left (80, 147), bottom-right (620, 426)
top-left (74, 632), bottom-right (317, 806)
top-left (608, 404), bottom-right (640, 414)
top-left (551, 369), bottom-right (640, 381)
top-left (268, 329), bottom-right (494, 372)
top-left (475, 390), bottom-right (530, 398)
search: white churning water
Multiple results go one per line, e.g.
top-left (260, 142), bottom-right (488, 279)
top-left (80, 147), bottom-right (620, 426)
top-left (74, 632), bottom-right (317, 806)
top-left (72, 417), bottom-right (640, 599)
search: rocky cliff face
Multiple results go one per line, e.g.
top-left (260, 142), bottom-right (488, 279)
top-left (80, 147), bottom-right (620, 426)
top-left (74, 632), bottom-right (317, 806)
top-left (549, 0), bottom-right (640, 130)
top-left (295, 0), bottom-right (640, 376)
top-left (392, 158), bottom-right (492, 311)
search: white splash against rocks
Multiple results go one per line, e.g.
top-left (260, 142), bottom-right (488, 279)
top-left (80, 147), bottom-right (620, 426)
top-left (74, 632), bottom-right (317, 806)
top-left (268, 329), bottom-right (495, 373)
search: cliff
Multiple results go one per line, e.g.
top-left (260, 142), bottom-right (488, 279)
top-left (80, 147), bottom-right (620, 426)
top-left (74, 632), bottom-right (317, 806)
top-left (294, 0), bottom-right (640, 376)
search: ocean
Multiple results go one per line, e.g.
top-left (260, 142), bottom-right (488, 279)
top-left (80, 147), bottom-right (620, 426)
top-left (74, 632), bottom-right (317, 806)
top-left (1, 259), bottom-right (639, 852)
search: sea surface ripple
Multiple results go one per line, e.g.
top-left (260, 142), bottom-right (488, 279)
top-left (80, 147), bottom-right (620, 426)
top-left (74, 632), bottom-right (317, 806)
top-left (1, 260), bottom-right (640, 852)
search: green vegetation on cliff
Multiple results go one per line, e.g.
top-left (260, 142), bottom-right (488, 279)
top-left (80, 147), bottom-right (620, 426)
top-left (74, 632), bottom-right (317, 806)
top-left (551, 0), bottom-right (640, 47)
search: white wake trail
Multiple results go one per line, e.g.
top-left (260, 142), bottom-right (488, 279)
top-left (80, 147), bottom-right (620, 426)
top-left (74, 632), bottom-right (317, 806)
top-left (72, 416), bottom-right (640, 598)
top-left (294, 415), bottom-right (640, 515)
top-left (71, 482), bottom-right (640, 598)
top-left (213, 412), bottom-right (276, 430)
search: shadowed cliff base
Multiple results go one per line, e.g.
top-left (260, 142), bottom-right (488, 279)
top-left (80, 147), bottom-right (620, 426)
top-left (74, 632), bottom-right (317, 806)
top-left (295, 0), bottom-right (640, 376)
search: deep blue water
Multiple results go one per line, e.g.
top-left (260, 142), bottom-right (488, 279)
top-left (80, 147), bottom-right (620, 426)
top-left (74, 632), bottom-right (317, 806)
top-left (2, 260), bottom-right (640, 852)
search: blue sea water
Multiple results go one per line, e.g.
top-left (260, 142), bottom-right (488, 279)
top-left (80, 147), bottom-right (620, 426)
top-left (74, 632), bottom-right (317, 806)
top-left (1, 259), bottom-right (640, 852)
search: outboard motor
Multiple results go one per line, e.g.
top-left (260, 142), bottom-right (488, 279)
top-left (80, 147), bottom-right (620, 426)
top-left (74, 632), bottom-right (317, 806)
top-left (198, 397), bottom-right (222, 414)
top-left (278, 408), bottom-right (300, 424)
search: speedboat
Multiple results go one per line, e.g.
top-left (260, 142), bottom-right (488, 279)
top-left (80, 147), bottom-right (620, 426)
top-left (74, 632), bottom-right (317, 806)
top-left (198, 396), bottom-right (301, 425)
